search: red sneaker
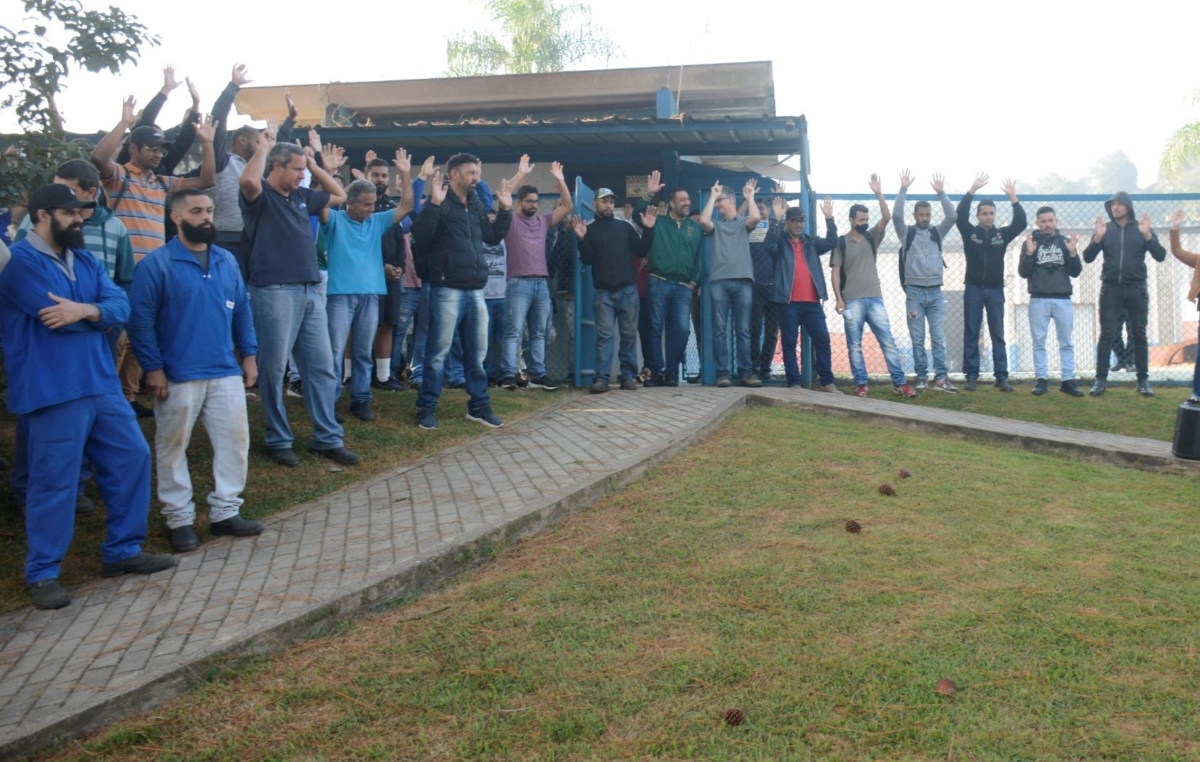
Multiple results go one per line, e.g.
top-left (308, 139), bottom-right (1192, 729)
top-left (855, 384), bottom-right (869, 398)
top-left (893, 383), bottom-right (917, 398)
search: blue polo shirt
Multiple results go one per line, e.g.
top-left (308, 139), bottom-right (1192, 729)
top-left (323, 208), bottom-right (394, 295)
top-left (240, 184), bottom-right (330, 287)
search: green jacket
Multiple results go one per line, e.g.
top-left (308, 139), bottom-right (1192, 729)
top-left (636, 199), bottom-right (704, 286)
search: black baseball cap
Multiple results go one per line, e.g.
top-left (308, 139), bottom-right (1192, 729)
top-left (784, 207), bottom-right (806, 221)
top-left (26, 184), bottom-right (97, 218)
top-left (128, 125), bottom-right (168, 147)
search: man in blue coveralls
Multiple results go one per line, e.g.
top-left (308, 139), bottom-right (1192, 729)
top-left (0, 184), bottom-right (175, 610)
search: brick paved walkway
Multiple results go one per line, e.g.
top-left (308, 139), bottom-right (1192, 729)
top-left (0, 386), bottom-right (1193, 757)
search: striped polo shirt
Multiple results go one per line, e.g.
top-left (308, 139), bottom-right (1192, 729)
top-left (102, 163), bottom-right (182, 261)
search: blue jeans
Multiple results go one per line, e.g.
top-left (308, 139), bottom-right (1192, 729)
top-left (778, 301), bottom-right (834, 387)
top-left (843, 297), bottom-right (906, 386)
top-left (963, 284), bottom-right (1008, 380)
top-left (502, 277), bottom-right (551, 379)
top-left (249, 283), bottom-right (343, 451)
top-left (710, 278), bottom-right (753, 378)
top-left (23, 394), bottom-right (150, 583)
top-left (904, 285), bottom-right (948, 381)
top-left (287, 271), bottom-right (326, 385)
top-left (327, 293), bottom-right (380, 405)
top-left (594, 285), bottom-right (640, 380)
top-left (648, 277), bottom-right (692, 375)
top-left (485, 297), bottom-right (506, 381)
top-left (1028, 298), bottom-right (1075, 381)
top-left (417, 287), bottom-right (491, 413)
top-left (390, 288), bottom-right (422, 377)
top-left (408, 282), bottom-right (433, 385)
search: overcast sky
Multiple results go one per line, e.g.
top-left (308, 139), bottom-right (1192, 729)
top-left (4, 0), bottom-right (1197, 193)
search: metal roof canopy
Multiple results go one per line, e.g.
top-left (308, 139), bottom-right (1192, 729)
top-left (234, 61), bottom-right (777, 125)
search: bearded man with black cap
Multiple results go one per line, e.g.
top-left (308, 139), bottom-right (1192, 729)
top-left (0, 184), bottom-right (175, 610)
top-left (1082, 190), bottom-right (1168, 397)
top-left (127, 189), bottom-right (262, 553)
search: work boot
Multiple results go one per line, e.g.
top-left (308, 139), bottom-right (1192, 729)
top-left (994, 377), bottom-right (1014, 393)
top-left (29, 580), bottom-right (70, 610)
top-left (102, 552), bottom-right (176, 578)
top-left (590, 377), bottom-right (610, 394)
top-left (1089, 379), bottom-right (1107, 397)
top-left (716, 374), bottom-right (731, 388)
top-left (311, 446), bottom-right (361, 466)
top-left (211, 515), bottom-right (264, 537)
top-left (740, 373), bottom-right (762, 388)
top-left (350, 401), bottom-right (376, 421)
top-left (1060, 380), bottom-right (1084, 397)
top-left (964, 378), bottom-right (978, 392)
top-left (1032, 378), bottom-right (1048, 396)
top-left (1137, 380), bottom-right (1155, 397)
top-left (619, 377), bottom-right (638, 391)
top-left (169, 525), bottom-right (200, 553)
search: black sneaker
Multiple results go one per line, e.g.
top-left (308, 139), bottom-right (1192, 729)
top-left (994, 378), bottom-right (1014, 393)
top-left (466, 405), bottom-right (503, 428)
top-left (665, 372), bottom-right (680, 387)
top-left (29, 579), bottom-right (70, 610)
top-left (964, 379), bottom-right (978, 392)
top-left (285, 380), bottom-right (304, 398)
top-left (1061, 380), bottom-right (1084, 397)
top-left (1137, 380), bottom-right (1155, 397)
top-left (372, 376), bottom-right (404, 392)
top-left (1187, 395), bottom-right (1200, 407)
top-left (716, 374), bottom-right (732, 388)
top-left (1032, 378), bottom-right (1048, 396)
top-left (590, 378), bottom-right (610, 394)
top-left (129, 400), bottom-right (154, 418)
top-left (645, 372), bottom-right (665, 388)
top-left (1089, 380), bottom-right (1107, 397)
top-left (529, 376), bottom-right (559, 391)
top-left (75, 493), bottom-right (96, 515)
top-left (350, 401), bottom-right (376, 421)
top-left (102, 552), bottom-right (176, 578)
top-left (501, 376), bottom-right (517, 390)
top-left (619, 376), bottom-right (639, 391)
top-left (169, 525), bottom-right (200, 553)
top-left (417, 407), bottom-right (439, 430)
top-left (211, 515), bottom-right (264, 537)
top-left (310, 446), bottom-right (360, 466)
top-left (268, 448), bottom-right (299, 467)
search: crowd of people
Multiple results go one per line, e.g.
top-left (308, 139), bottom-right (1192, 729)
top-left (1, 63), bottom-right (1199, 611)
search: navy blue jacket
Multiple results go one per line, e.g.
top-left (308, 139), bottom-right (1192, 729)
top-left (0, 239), bottom-right (128, 414)
top-left (763, 217), bottom-right (838, 304)
top-left (127, 237), bottom-right (256, 383)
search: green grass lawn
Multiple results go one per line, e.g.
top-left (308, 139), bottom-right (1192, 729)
top-left (0, 388), bottom-right (568, 614)
top-left (893, 378), bottom-right (1193, 442)
top-left (47, 407), bottom-right (1200, 761)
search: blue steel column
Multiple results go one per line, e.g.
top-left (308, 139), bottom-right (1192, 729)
top-left (798, 122), bottom-right (814, 390)
top-left (699, 188), bottom-right (715, 385)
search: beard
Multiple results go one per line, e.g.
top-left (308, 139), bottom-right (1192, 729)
top-left (50, 217), bottom-right (85, 250)
top-left (597, 209), bottom-right (614, 219)
top-left (374, 182), bottom-right (389, 197)
top-left (521, 207), bottom-right (538, 217)
top-left (181, 220), bottom-right (218, 245)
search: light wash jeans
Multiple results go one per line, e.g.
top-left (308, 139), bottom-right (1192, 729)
top-left (710, 278), bottom-right (753, 378)
top-left (287, 271), bottom-right (326, 385)
top-left (904, 285), bottom-right (948, 381)
top-left (417, 286), bottom-right (491, 413)
top-left (249, 283), bottom-right (344, 451)
top-left (501, 277), bottom-right (551, 379)
top-left (593, 285), bottom-right (639, 381)
top-left (1028, 297), bottom-right (1075, 381)
top-left (390, 288), bottom-right (422, 377)
top-left (843, 297), bottom-right (906, 386)
top-left (154, 376), bottom-right (248, 529)
top-left (327, 293), bottom-right (380, 405)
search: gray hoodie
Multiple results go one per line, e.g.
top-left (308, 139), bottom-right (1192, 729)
top-left (892, 189), bottom-right (956, 288)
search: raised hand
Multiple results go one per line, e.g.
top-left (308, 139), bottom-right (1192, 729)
top-left (121, 95), bottom-right (142, 126)
top-left (350, 168), bottom-right (365, 180)
top-left (1138, 211), bottom-right (1152, 240)
top-left (364, 149), bottom-right (377, 166)
top-left (569, 214), bottom-right (587, 239)
top-left (284, 87), bottom-right (298, 120)
top-left (496, 178), bottom-right (514, 210)
top-left (899, 169), bottom-right (914, 190)
top-left (186, 77), bottom-right (200, 111)
top-left (1023, 230), bottom-right (1036, 255)
top-left (322, 144), bottom-right (347, 172)
top-left (1068, 233), bottom-right (1079, 256)
top-left (773, 181), bottom-right (786, 195)
top-left (772, 196), bottom-right (788, 219)
top-left (430, 171), bottom-right (447, 205)
top-left (1094, 215), bottom-right (1107, 240)
top-left (195, 115), bottom-right (217, 144)
top-left (868, 173), bottom-right (882, 195)
top-left (1001, 177), bottom-right (1018, 201)
top-left (518, 154), bottom-right (534, 176)
top-left (821, 196), bottom-right (834, 218)
top-left (969, 172), bottom-right (990, 193)
top-left (307, 128), bottom-right (322, 156)
top-left (550, 161), bottom-right (565, 181)
top-left (162, 65), bottom-right (179, 93)
top-left (642, 204), bottom-right (659, 228)
top-left (1172, 208), bottom-right (1185, 230)
top-left (930, 172), bottom-right (946, 193)
top-left (231, 63), bottom-right (251, 87)
top-left (419, 155), bottom-right (436, 181)
top-left (394, 148), bottom-right (412, 174)
top-left (623, 202), bottom-right (633, 220)
top-left (710, 180), bottom-right (723, 198)
top-left (264, 116), bottom-right (279, 143)
top-left (646, 169), bottom-right (664, 195)
top-left (743, 178), bottom-right (758, 199)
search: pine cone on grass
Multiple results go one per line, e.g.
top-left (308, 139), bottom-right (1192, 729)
top-left (878, 483), bottom-right (896, 496)
top-left (898, 469), bottom-right (912, 479)
top-left (845, 520), bottom-right (862, 534)
top-left (723, 708), bottom-right (746, 726)
top-left (936, 678), bottom-right (956, 696)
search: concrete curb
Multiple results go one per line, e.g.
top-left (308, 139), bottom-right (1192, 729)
top-left (4, 392), bottom-right (746, 760)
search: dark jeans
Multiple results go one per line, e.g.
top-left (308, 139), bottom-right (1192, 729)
top-left (648, 278), bottom-right (693, 375)
top-left (963, 284), bottom-right (1008, 380)
top-left (1096, 283), bottom-right (1150, 381)
top-left (638, 294), bottom-right (652, 371)
top-left (750, 283), bottom-right (779, 376)
top-left (777, 301), bottom-right (834, 387)
top-left (1110, 308), bottom-right (1134, 368)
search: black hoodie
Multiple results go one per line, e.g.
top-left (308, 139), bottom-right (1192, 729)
top-left (1018, 230), bottom-right (1082, 298)
top-left (956, 192), bottom-right (1027, 287)
top-left (577, 213), bottom-right (654, 290)
top-left (1081, 191), bottom-right (1167, 286)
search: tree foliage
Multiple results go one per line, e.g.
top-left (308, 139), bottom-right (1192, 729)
top-left (446, 0), bottom-right (618, 77)
top-left (0, 0), bottom-right (158, 204)
top-left (1090, 150), bottom-right (1139, 193)
top-left (1158, 89), bottom-right (1200, 189)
